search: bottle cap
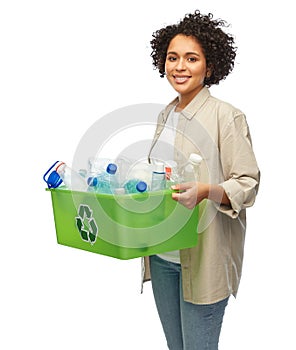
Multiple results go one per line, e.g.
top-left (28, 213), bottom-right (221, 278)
top-left (43, 161), bottom-right (63, 188)
top-left (189, 153), bottom-right (202, 165)
top-left (165, 167), bottom-right (172, 180)
top-left (106, 163), bottom-right (117, 174)
top-left (87, 177), bottom-right (98, 187)
top-left (46, 171), bottom-right (63, 188)
top-left (136, 181), bottom-right (147, 192)
top-left (165, 166), bottom-right (172, 173)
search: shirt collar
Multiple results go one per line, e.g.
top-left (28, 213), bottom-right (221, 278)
top-left (163, 86), bottom-right (211, 122)
top-left (181, 87), bottom-right (210, 120)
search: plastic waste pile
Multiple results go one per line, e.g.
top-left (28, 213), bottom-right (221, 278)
top-left (43, 154), bottom-right (202, 195)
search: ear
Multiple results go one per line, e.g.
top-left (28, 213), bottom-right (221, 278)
top-left (206, 64), bottom-right (213, 78)
top-left (206, 68), bottom-right (212, 78)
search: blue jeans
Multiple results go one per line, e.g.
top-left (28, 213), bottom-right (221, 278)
top-left (149, 255), bottom-right (229, 350)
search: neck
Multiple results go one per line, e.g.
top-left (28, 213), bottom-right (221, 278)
top-left (176, 86), bottom-right (205, 111)
top-left (175, 97), bottom-right (192, 112)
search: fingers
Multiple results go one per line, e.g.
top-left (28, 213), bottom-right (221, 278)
top-left (171, 183), bottom-right (182, 191)
top-left (171, 181), bottom-right (196, 192)
top-left (171, 191), bottom-right (180, 201)
top-left (171, 185), bottom-right (198, 209)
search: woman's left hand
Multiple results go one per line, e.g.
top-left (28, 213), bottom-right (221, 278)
top-left (171, 182), bottom-right (209, 209)
top-left (171, 181), bottom-right (231, 209)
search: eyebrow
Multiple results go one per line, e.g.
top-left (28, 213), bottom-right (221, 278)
top-left (166, 51), bottom-right (201, 57)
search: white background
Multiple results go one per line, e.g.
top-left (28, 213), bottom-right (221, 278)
top-left (1, 0), bottom-right (295, 349)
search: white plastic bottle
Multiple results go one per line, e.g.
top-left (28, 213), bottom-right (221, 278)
top-left (56, 162), bottom-right (88, 191)
top-left (183, 153), bottom-right (202, 182)
top-left (151, 161), bottom-right (166, 191)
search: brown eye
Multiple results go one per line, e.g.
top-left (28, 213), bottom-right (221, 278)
top-left (188, 57), bottom-right (197, 62)
top-left (167, 56), bottom-right (177, 62)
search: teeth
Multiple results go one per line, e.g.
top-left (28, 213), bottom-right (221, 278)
top-left (175, 76), bottom-right (188, 83)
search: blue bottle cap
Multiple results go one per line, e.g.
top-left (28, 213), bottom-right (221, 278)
top-left (43, 161), bottom-right (63, 188)
top-left (136, 181), bottom-right (147, 193)
top-left (106, 163), bottom-right (117, 175)
top-left (46, 171), bottom-right (63, 188)
top-left (87, 177), bottom-right (98, 187)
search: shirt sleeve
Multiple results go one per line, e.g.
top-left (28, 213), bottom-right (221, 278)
top-left (218, 113), bottom-right (260, 218)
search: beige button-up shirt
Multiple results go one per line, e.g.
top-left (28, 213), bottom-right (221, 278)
top-left (143, 87), bottom-right (260, 304)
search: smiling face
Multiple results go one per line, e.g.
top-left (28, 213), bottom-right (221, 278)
top-left (165, 34), bottom-right (208, 109)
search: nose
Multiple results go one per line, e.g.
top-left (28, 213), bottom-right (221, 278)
top-left (176, 58), bottom-right (186, 71)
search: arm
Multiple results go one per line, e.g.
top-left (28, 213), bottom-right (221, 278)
top-left (172, 114), bottom-right (260, 215)
top-left (171, 182), bottom-right (230, 210)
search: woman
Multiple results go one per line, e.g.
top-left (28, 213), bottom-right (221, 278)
top-left (143, 10), bottom-right (260, 350)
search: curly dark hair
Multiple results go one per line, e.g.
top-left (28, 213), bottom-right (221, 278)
top-left (150, 10), bottom-right (237, 86)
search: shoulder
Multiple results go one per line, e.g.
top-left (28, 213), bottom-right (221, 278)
top-left (205, 97), bottom-right (253, 146)
top-left (207, 95), bottom-right (244, 120)
top-left (205, 94), bottom-right (249, 133)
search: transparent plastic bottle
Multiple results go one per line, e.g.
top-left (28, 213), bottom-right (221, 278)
top-left (88, 157), bottom-right (110, 175)
top-left (126, 161), bottom-right (152, 188)
top-left (43, 161), bottom-right (63, 189)
top-left (151, 162), bottom-right (166, 191)
top-left (78, 169), bottom-right (87, 178)
top-left (97, 163), bottom-right (119, 194)
top-left (86, 157), bottom-right (100, 192)
top-left (87, 176), bottom-right (98, 192)
top-left (183, 153), bottom-right (202, 182)
top-left (115, 156), bottom-right (133, 186)
top-left (123, 179), bottom-right (148, 194)
top-left (56, 162), bottom-right (88, 191)
top-left (165, 160), bottom-right (179, 187)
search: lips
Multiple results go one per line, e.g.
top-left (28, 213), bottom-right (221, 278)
top-left (173, 75), bottom-right (191, 83)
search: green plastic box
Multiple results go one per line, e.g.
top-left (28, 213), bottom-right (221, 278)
top-left (47, 187), bottom-right (198, 259)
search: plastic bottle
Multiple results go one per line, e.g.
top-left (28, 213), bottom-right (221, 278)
top-left (183, 153), bottom-right (202, 182)
top-left (86, 176), bottom-right (98, 192)
top-left (106, 163), bottom-right (119, 190)
top-left (115, 156), bottom-right (133, 186)
top-left (86, 157), bottom-right (99, 192)
top-left (88, 157), bottom-right (111, 175)
top-left (78, 169), bottom-right (87, 178)
top-left (113, 187), bottom-right (126, 195)
top-left (56, 162), bottom-right (88, 191)
top-left (126, 161), bottom-right (152, 188)
top-left (165, 166), bottom-right (172, 181)
top-left (43, 161), bottom-right (63, 188)
top-left (96, 163), bottom-right (119, 194)
top-left (151, 162), bottom-right (166, 191)
top-left (123, 179), bottom-right (148, 194)
top-left (164, 160), bottom-right (179, 187)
